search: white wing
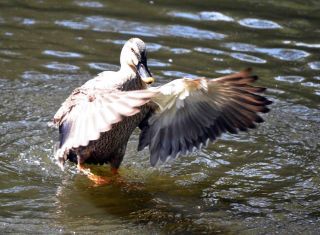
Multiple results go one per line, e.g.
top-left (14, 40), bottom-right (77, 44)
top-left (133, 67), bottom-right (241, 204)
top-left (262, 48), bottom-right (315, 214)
top-left (54, 88), bottom-right (156, 151)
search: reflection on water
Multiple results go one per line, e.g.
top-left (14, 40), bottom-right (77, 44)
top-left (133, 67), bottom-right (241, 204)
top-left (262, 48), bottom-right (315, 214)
top-left (0, 0), bottom-right (320, 234)
top-left (274, 75), bottom-right (305, 84)
top-left (238, 18), bottom-right (282, 29)
top-left (168, 11), bottom-right (235, 22)
top-left (223, 42), bottom-right (310, 61)
top-left (56, 16), bottom-right (226, 40)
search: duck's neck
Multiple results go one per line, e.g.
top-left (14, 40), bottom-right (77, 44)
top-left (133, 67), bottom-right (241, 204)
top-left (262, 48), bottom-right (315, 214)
top-left (118, 65), bottom-right (145, 91)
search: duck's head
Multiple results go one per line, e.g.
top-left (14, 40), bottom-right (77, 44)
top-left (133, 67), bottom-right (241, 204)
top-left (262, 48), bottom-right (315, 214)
top-left (120, 38), bottom-right (154, 85)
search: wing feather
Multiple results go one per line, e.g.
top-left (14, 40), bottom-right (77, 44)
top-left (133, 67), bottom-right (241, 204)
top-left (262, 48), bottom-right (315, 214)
top-left (54, 88), bottom-right (156, 153)
top-left (139, 68), bottom-right (272, 166)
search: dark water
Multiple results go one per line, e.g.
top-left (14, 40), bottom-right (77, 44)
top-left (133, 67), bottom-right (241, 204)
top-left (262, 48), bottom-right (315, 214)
top-left (1, 0), bottom-right (320, 234)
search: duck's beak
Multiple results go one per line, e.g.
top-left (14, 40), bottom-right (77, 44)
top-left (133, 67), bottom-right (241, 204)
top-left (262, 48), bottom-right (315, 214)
top-left (137, 62), bottom-right (154, 85)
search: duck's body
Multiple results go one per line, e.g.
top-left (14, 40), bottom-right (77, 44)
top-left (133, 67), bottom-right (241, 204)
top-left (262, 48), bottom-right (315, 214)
top-left (54, 38), bottom-right (155, 171)
top-left (53, 38), bottom-right (272, 179)
top-left (63, 75), bottom-right (152, 168)
top-left (66, 109), bottom-right (148, 167)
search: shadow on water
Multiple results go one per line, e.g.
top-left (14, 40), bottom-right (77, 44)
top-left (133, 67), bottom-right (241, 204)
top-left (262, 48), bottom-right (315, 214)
top-left (54, 168), bottom-right (237, 234)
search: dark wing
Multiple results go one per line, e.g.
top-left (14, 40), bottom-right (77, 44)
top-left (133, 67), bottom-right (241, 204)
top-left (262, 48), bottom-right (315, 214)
top-left (138, 68), bottom-right (272, 166)
top-left (53, 87), bottom-right (156, 152)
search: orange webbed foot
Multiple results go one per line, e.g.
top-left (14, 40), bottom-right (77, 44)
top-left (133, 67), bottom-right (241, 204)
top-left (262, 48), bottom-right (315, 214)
top-left (77, 164), bottom-right (143, 189)
top-left (87, 175), bottom-right (111, 185)
top-left (78, 163), bottom-right (112, 186)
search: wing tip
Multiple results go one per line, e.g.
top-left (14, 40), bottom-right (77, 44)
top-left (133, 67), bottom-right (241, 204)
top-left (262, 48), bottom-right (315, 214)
top-left (54, 147), bottom-right (67, 171)
top-left (150, 154), bottom-right (159, 167)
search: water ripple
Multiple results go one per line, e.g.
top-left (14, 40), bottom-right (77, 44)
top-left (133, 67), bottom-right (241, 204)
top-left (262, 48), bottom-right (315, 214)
top-left (194, 47), bottom-right (266, 64)
top-left (283, 40), bottom-right (320, 49)
top-left (166, 25), bottom-right (225, 40)
top-left (230, 203), bottom-right (270, 214)
top-left (44, 62), bottom-right (80, 72)
top-left (308, 61), bottom-right (320, 70)
top-left (194, 47), bottom-right (225, 55)
top-left (215, 68), bottom-right (237, 74)
top-left (224, 42), bottom-right (310, 61)
top-left (22, 18), bottom-right (36, 25)
top-left (301, 82), bottom-right (320, 88)
top-left (168, 11), bottom-right (234, 22)
top-left (0, 50), bottom-right (21, 57)
top-left (168, 12), bottom-right (199, 21)
top-left (22, 71), bottom-right (50, 80)
top-left (98, 39), bottom-right (126, 45)
top-left (54, 20), bottom-right (89, 30)
top-left (238, 18), bottom-right (282, 29)
top-left (247, 197), bottom-right (272, 208)
top-left (170, 48), bottom-right (191, 54)
top-left (223, 42), bottom-right (258, 52)
top-left (148, 59), bottom-right (171, 67)
top-left (162, 71), bottom-right (198, 78)
top-left (42, 50), bottom-right (83, 58)
top-left (87, 62), bottom-right (119, 71)
top-left (0, 185), bottom-right (38, 194)
top-left (56, 16), bottom-right (226, 40)
top-left (147, 43), bottom-right (165, 52)
top-left (227, 166), bottom-right (280, 179)
top-left (258, 48), bottom-right (309, 61)
top-left (200, 11), bottom-right (234, 22)
top-left (75, 1), bottom-right (104, 8)
top-left (102, 39), bottom-right (166, 52)
top-left (230, 53), bottom-right (266, 64)
top-left (274, 75), bottom-right (305, 84)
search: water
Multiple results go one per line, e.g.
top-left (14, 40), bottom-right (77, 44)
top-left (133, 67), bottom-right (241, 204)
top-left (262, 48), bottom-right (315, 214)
top-left (0, 0), bottom-right (319, 234)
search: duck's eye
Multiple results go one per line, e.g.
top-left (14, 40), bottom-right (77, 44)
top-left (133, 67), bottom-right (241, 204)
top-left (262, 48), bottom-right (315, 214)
top-left (131, 48), bottom-right (140, 60)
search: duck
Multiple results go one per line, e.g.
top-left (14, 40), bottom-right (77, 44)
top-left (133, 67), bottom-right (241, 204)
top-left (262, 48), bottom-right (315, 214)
top-left (53, 38), bottom-right (272, 183)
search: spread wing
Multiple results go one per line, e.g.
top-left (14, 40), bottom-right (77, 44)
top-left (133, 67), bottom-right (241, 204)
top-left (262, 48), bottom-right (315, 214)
top-left (53, 88), bottom-right (156, 151)
top-left (138, 68), bottom-right (272, 166)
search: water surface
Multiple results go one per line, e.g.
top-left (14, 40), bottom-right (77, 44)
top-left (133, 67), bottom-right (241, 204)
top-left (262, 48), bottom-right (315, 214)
top-left (1, 0), bottom-right (320, 234)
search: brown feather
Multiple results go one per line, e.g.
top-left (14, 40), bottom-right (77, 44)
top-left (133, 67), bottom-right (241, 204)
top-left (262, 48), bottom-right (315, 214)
top-left (139, 68), bottom-right (272, 166)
